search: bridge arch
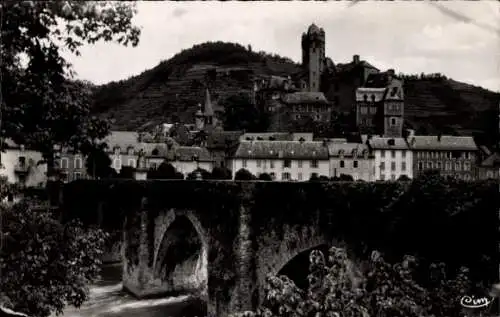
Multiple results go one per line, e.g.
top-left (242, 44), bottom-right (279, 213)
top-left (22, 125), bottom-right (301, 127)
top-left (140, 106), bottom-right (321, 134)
top-left (152, 209), bottom-right (209, 296)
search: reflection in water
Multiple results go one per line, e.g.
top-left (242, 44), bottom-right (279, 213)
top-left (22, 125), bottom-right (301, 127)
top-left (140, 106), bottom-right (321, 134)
top-left (55, 263), bottom-right (207, 317)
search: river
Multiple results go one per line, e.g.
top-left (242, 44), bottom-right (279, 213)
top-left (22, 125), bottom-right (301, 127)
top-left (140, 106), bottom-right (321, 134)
top-left (56, 263), bottom-right (207, 317)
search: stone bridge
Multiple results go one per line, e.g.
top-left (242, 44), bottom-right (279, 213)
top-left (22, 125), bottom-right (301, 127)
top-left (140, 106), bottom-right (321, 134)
top-left (61, 179), bottom-right (409, 317)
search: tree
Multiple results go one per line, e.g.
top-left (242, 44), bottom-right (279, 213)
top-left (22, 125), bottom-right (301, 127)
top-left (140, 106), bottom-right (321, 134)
top-left (339, 174), bottom-right (354, 181)
top-left (234, 168), bottom-right (255, 180)
top-left (230, 247), bottom-right (473, 317)
top-left (1, 2), bottom-right (141, 177)
top-left (148, 162), bottom-right (184, 180)
top-left (0, 200), bottom-right (108, 317)
top-left (84, 146), bottom-right (115, 179)
top-left (258, 173), bottom-right (272, 181)
top-left (117, 166), bottom-right (135, 179)
top-left (398, 174), bottom-right (411, 181)
top-left (309, 174), bottom-right (320, 182)
top-left (211, 166), bottom-right (232, 180)
top-left (186, 168), bottom-right (211, 180)
top-left (222, 93), bottom-right (269, 132)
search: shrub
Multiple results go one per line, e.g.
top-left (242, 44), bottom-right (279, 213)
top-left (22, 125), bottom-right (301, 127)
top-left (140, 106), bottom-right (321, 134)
top-left (211, 167), bottom-right (232, 180)
top-left (258, 173), bottom-right (272, 181)
top-left (235, 168), bottom-right (255, 181)
top-left (230, 247), bottom-right (474, 317)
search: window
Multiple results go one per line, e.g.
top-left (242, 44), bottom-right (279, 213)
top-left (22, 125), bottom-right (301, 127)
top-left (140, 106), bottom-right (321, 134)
top-left (340, 160), bottom-right (345, 168)
top-left (283, 159), bottom-right (291, 168)
top-left (363, 94), bottom-right (368, 102)
top-left (128, 159), bottom-right (136, 167)
top-left (370, 94), bottom-right (376, 102)
top-left (242, 159), bottom-right (247, 168)
top-left (445, 161), bottom-right (451, 170)
top-left (298, 160), bottom-right (303, 168)
top-left (298, 173), bottom-right (303, 181)
top-left (391, 174), bottom-right (396, 180)
top-left (418, 162), bottom-right (423, 170)
top-left (427, 161), bottom-right (432, 169)
top-left (74, 157), bottom-right (82, 169)
top-left (380, 162), bottom-right (385, 170)
top-left (486, 170), bottom-right (494, 179)
top-left (391, 162), bottom-right (396, 171)
top-left (150, 162), bottom-right (157, 170)
top-left (391, 150), bottom-right (396, 158)
top-left (73, 172), bottom-right (82, 180)
top-left (152, 148), bottom-right (159, 156)
top-left (270, 160), bottom-right (275, 169)
top-left (436, 161), bottom-right (442, 169)
top-left (455, 162), bottom-right (461, 171)
top-left (381, 150), bottom-right (385, 158)
top-left (18, 156), bottom-right (26, 166)
top-left (360, 106), bottom-right (367, 114)
top-left (353, 161), bottom-right (358, 168)
top-left (380, 174), bottom-right (386, 180)
top-left (256, 160), bottom-right (262, 168)
top-left (391, 118), bottom-right (396, 126)
top-left (282, 172), bottom-right (291, 181)
top-left (370, 106), bottom-right (377, 114)
top-left (401, 150), bottom-right (406, 158)
top-left (463, 162), bottom-right (471, 171)
top-left (60, 158), bottom-right (68, 169)
top-left (446, 152), bottom-right (452, 159)
top-left (401, 162), bottom-right (406, 171)
top-left (310, 160), bottom-right (318, 168)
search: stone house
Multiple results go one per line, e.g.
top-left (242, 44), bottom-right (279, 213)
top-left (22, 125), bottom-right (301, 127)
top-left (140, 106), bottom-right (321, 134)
top-left (327, 142), bottom-right (375, 181)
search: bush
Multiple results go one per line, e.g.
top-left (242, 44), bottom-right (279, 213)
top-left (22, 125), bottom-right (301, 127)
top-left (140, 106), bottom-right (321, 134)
top-left (147, 161), bottom-right (184, 179)
top-left (211, 167), bottom-right (232, 180)
top-left (235, 168), bottom-right (255, 181)
top-left (186, 168), bottom-right (211, 180)
top-left (0, 200), bottom-right (108, 317)
top-left (230, 247), bottom-right (473, 317)
top-left (117, 166), bottom-right (136, 179)
top-left (258, 173), bottom-right (272, 181)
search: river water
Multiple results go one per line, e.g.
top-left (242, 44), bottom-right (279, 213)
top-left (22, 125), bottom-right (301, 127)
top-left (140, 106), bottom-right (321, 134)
top-left (56, 263), bottom-right (207, 317)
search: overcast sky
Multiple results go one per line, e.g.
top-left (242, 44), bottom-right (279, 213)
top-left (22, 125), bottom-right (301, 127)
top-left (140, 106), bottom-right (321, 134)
top-left (66, 1), bottom-right (500, 92)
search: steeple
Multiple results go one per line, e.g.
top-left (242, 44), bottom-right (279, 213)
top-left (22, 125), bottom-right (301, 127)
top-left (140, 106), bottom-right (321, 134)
top-left (195, 103), bottom-right (204, 131)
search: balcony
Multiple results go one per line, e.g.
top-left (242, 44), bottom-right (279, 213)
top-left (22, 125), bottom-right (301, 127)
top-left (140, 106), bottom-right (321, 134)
top-left (14, 164), bottom-right (30, 174)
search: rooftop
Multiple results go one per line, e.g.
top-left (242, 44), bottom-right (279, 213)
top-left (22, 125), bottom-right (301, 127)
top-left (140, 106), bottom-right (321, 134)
top-left (410, 135), bottom-right (478, 151)
top-left (282, 92), bottom-right (329, 104)
top-left (234, 140), bottom-right (329, 159)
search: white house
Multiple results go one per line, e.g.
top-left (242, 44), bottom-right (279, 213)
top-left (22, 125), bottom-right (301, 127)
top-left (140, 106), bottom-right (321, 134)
top-left (363, 135), bottom-right (413, 180)
top-left (230, 140), bottom-right (330, 181)
top-left (328, 142), bottom-right (375, 181)
top-left (0, 139), bottom-right (47, 187)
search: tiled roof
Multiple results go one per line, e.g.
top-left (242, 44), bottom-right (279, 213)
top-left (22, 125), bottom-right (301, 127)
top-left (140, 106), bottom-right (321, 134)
top-left (364, 136), bottom-right (411, 150)
top-left (149, 146), bottom-right (212, 162)
top-left (282, 92), bottom-right (329, 104)
top-left (336, 61), bottom-right (379, 73)
top-left (234, 140), bottom-right (329, 159)
top-left (355, 88), bottom-right (386, 102)
top-left (327, 143), bottom-right (372, 157)
top-left (410, 135), bottom-right (478, 151)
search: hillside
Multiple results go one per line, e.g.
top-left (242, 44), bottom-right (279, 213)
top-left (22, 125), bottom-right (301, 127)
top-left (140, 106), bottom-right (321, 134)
top-left (92, 41), bottom-right (499, 142)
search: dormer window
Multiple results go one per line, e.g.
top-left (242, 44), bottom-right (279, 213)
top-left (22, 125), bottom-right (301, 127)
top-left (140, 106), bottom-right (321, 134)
top-left (352, 149), bottom-right (358, 158)
top-left (339, 150), bottom-right (345, 157)
top-left (113, 146), bottom-right (120, 155)
top-left (363, 94), bottom-right (368, 102)
top-left (390, 87), bottom-right (398, 97)
top-left (370, 94), bottom-right (376, 102)
top-left (127, 146), bottom-right (134, 155)
top-left (152, 148), bottom-right (159, 156)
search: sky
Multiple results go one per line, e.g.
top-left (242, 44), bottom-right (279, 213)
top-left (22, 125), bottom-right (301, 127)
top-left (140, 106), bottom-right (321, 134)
top-left (66, 1), bottom-right (500, 92)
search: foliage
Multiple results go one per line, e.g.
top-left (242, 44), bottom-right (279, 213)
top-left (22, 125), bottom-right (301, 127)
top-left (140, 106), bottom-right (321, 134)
top-left (234, 168), bottom-right (256, 181)
top-left (258, 173), bottom-right (272, 181)
top-left (222, 93), bottom-right (269, 132)
top-left (117, 166), bottom-right (136, 179)
top-left (230, 247), bottom-right (473, 317)
top-left (339, 174), bottom-right (354, 181)
top-left (0, 200), bottom-right (108, 317)
top-left (84, 146), bottom-right (115, 179)
top-left (147, 162), bottom-right (184, 179)
top-left (211, 167), bottom-right (233, 180)
top-left (1, 1), bottom-right (140, 174)
top-left (398, 174), bottom-right (411, 181)
top-left (186, 168), bottom-right (211, 180)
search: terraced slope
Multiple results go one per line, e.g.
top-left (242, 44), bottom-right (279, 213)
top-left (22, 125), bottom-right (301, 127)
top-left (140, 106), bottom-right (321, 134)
top-left (91, 41), bottom-right (499, 144)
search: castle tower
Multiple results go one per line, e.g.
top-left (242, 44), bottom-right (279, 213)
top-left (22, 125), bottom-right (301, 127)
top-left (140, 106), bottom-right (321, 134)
top-left (383, 69), bottom-right (405, 138)
top-left (301, 23), bottom-right (326, 92)
top-left (195, 103), bottom-right (205, 131)
top-left (203, 88), bottom-right (215, 127)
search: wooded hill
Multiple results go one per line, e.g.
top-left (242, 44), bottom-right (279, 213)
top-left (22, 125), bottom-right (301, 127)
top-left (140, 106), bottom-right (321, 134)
top-left (91, 41), bottom-right (499, 144)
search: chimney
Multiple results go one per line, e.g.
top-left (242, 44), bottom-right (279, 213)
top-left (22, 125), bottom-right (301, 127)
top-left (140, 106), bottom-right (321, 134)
top-left (353, 55), bottom-right (360, 64)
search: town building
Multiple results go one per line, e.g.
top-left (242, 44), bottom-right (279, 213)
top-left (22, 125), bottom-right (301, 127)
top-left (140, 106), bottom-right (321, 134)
top-left (410, 135), bottom-right (478, 180)
top-left (476, 152), bottom-right (500, 180)
top-left (355, 69), bottom-right (405, 137)
top-left (0, 139), bottom-right (47, 187)
top-left (230, 140), bottom-right (330, 181)
top-left (362, 135), bottom-right (413, 180)
top-left (327, 142), bottom-right (375, 181)
top-left (239, 132), bottom-right (314, 142)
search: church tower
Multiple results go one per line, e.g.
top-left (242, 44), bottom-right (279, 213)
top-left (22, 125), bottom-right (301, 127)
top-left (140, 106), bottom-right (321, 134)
top-left (203, 88), bottom-right (215, 127)
top-left (301, 23), bottom-right (326, 92)
top-left (195, 103), bottom-right (205, 131)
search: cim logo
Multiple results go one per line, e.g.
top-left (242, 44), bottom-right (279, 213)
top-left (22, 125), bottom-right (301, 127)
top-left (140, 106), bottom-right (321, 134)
top-left (460, 295), bottom-right (493, 309)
